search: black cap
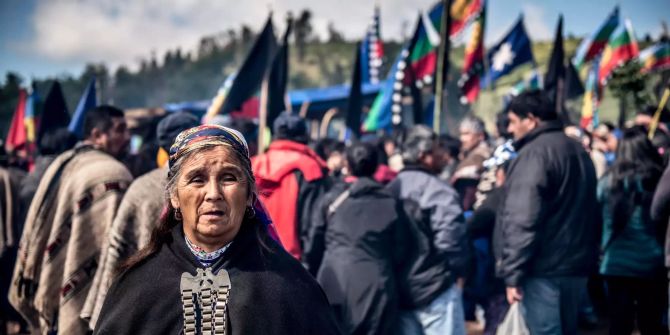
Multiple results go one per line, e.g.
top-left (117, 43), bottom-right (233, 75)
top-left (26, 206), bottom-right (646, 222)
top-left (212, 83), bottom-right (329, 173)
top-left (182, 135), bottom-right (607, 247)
top-left (157, 112), bottom-right (200, 151)
top-left (272, 111), bottom-right (308, 143)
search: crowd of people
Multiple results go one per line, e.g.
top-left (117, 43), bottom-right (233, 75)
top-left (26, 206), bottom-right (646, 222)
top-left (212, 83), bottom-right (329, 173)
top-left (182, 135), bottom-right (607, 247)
top-left (0, 89), bottom-right (669, 335)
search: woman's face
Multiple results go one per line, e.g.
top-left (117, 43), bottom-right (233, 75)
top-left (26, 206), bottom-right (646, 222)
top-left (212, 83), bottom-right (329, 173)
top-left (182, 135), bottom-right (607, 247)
top-left (171, 146), bottom-right (250, 250)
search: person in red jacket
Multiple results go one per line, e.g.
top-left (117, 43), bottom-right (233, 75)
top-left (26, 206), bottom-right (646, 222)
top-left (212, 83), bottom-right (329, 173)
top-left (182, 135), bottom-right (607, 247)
top-left (251, 112), bottom-right (330, 263)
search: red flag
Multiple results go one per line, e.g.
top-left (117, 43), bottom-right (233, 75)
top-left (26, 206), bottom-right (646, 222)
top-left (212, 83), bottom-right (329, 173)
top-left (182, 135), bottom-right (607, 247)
top-left (5, 89), bottom-right (28, 152)
top-left (458, 0), bottom-right (485, 103)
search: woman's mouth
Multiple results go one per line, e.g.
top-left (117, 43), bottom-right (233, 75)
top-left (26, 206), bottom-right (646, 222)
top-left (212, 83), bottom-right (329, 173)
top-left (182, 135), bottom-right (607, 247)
top-left (200, 210), bottom-right (225, 221)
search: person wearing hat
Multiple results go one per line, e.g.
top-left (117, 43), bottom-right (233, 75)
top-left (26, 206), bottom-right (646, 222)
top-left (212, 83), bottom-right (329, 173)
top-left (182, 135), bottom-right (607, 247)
top-left (467, 141), bottom-right (517, 335)
top-left (94, 124), bottom-right (339, 334)
top-left (81, 111), bottom-right (200, 330)
top-left (251, 111), bottom-right (329, 266)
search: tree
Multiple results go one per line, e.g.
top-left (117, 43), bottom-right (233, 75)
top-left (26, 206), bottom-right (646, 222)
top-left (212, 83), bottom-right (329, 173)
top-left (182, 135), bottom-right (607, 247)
top-left (294, 9), bottom-right (313, 61)
top-left (327, 22), bottom-right (345, 43)
top-left (608, 60), bottom-right (653, 126)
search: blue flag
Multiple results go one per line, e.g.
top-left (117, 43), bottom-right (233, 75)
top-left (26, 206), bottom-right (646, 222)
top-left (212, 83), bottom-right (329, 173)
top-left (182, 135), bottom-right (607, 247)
top-left (482, 17), bottom-right (534, 87)
top-left (68, 77), bottom-right (97, 139)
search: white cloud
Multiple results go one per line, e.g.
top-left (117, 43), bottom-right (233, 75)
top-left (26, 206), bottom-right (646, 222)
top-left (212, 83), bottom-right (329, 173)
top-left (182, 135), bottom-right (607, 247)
top-left (20, 0), bottom-right (437, 73)
top-left (521, 2), bottom-right (553, 41)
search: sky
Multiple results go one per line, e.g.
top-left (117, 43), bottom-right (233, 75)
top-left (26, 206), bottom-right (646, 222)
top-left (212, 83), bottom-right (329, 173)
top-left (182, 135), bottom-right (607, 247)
top-left (0, 0), bottom-right (668, 82)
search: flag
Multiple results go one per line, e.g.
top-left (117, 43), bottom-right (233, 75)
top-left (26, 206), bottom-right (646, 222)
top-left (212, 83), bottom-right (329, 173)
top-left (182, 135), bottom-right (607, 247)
top-left (458, 0), bottom-right (486, 104)
top-left (581, 58), bottom-right (602, 129)
top-left (639, 42), bottom-right (670, 73)
top-left (215, 17), bottom-right (277, 117)
top-left (450, 0), bottom-right (483, 37)
top-left (573, 6), bottom-right (619, 69)
top-left (205, 74), bottom-right (236, 120)
top-left (37, 81), bottom-right (70, 144)
top-left (409, 0), bottom-right (483, 85)
top-left (508, 68), bottom-right (542, 96)
top-left (266, 17), bottom-right (292, 127)
top-left (564, 61), bottom-right (585, 99)
top-left (346, 42), bottom-right (364, 137)
top-left (409, 3), bottom-right (442, 84)
top-left (598, 19), bottom-right (639, 85)
top-left (361, 5), bottom-right (384, 84)
top-left (482, 16), bottom-right (534, 87)
top-left (24, 89), bottom-right (38, 143)
top-left (5, 89), bottom-right (27, 152)
top-left (68, 77), bottom-right (97, 139)
top-left (544, 15), bottom-right (565, 95)
top-left (362, 48), bottom-right (409, 132)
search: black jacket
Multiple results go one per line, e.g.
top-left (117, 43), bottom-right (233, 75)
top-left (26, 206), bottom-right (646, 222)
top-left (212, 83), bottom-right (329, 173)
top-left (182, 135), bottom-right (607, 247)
top-left (386, 167), bottom-right (470, 308)
top-left (95, 221), bottom-right (340, 335)
top-left (494, 121), bottom-right (599, 287)
top-left (307, 177), bottom-right (409, 335)
top-left (651, 163), bottom-right (670, 268)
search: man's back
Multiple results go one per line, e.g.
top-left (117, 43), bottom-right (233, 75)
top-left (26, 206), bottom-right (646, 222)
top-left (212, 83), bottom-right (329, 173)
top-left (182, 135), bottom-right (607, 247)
top-left (495, 121), bottom-right (599, 286)
top-left (251, 140), bottom-right (328, 260)
top-left (10, 146), bottom-right (132, 334)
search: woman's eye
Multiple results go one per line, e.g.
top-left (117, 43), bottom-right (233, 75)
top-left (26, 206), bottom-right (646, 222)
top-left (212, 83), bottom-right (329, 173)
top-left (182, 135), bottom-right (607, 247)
top-left (222, 173), bottom-right (238, 182)
top-left (189, 176), bottom-right (205, 184)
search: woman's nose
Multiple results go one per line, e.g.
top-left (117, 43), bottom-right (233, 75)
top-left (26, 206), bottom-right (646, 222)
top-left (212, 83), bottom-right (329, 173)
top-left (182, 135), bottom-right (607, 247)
top-left (204, 179), bottom-right (223, 201)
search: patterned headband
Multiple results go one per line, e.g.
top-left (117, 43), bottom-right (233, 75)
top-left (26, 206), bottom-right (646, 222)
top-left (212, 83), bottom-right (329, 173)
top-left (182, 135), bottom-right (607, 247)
top-left (169, 125), bottom-right (249, 170)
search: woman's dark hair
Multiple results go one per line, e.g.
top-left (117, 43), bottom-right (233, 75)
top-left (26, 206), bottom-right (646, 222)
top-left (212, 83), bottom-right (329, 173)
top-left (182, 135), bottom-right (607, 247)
top-left (438, 134), bottom-right (461, 159)
top-left (507, 90), bottom-right (558, 122)
top-left (608, 126), bottom-right (664, 236)
top-left (346, 142), bottom-right (379, 177)
top-left (313, 138), bottom-right (345, 161)
top-left (119, 144), bottom-right (268, 273)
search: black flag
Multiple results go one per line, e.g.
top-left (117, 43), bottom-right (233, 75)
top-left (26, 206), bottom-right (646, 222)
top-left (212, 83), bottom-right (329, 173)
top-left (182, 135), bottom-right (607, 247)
top-left (220, 17), bottom-right (277, 116)
top-left (545, 15), bottom-right (565, 93)
top-left (564, 60), bottom-right (585, 99)
top-left (267, 16), bottom-right (293, 126)
top-left (345, 42), bottom-right (364, 138)
top-left (37, 81), bottom-right (70, 144)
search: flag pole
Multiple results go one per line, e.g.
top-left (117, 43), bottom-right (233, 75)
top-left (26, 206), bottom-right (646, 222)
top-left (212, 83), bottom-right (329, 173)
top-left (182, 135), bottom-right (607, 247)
top-left (433, 0), bottom-right (452, 134)
top-left (648, 83), bottom-right (670, 140)
top-left (258, 77), bottom-right (269, 154)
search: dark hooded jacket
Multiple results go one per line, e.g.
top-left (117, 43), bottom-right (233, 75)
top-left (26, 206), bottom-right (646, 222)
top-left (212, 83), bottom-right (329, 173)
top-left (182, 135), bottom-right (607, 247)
top-left (94, 220), bottom-right (341, 335)
top-left (306, 177), bottom-right (409, 335)
top-left (494, 120), bottom-right (599, 287)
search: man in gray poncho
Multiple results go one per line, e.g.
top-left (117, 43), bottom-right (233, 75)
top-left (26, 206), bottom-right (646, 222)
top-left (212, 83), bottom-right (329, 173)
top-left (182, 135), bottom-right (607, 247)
top-left (9, 105), bottom-right (133, 335)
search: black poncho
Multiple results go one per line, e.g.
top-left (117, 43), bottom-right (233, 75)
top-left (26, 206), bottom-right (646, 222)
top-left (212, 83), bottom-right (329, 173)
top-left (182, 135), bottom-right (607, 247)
top-left (94, 220), bottom-right (341, 335)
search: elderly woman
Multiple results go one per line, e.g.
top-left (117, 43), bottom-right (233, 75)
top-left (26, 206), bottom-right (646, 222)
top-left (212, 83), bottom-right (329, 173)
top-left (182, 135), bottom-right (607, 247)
top-left (94, 125), bottom-right (340, 335)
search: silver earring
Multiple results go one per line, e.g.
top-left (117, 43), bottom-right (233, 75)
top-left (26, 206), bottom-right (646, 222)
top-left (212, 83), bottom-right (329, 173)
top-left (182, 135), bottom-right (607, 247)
top-left (175, 208), bottom-right (183, 221)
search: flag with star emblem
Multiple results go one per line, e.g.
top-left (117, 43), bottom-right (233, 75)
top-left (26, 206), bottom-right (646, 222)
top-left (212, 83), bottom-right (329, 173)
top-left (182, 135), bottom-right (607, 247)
top-left (481, 16), bottom-right (534, 87)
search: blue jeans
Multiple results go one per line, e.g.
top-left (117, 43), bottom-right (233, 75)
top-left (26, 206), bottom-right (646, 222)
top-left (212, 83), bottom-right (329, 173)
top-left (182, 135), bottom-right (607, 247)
top-left (398, 284), bottom-right (466, 335)
top-left (521, 277), bottom-right (586, 335)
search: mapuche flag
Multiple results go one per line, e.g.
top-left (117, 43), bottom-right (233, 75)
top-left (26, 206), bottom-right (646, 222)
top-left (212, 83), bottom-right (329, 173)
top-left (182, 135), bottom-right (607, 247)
top-left (409, 0), bottom-right (481, 84)
top-left (38, 81), bottom-right (70, 145)
top-left (598, 19), bottom-right (639, 85)
top-left (209, 17), bottom-right (277, 118)
top-left (266, 17), bottom-right (292, 127)
top-left (361, 5), bottom-right (384, 84)
top-left (458, 0), bottom-right (486, 104)
top-left (481, 16), bottom-right (534, 87)
top-left (639, 42), bottom-right (670, 73)
top-left (581, 57), bottom-right (602, 129)
top-left (573, 6), bottom-right (619, 69)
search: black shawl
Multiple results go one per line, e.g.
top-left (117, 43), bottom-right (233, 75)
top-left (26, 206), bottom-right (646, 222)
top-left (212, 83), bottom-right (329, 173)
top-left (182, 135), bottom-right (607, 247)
top-left (94, 220), bottom-right (341, 335)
